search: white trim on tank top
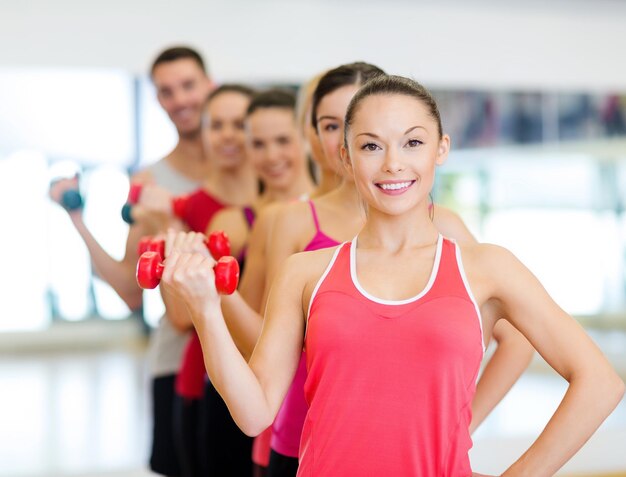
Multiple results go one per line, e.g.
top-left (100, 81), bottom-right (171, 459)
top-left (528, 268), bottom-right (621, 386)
top-left (350, 233), bottom-right (443, 306)
top-left (453, 240), bottom-right (487, 355)
top-left (304, 243), bottom-right (347, 337)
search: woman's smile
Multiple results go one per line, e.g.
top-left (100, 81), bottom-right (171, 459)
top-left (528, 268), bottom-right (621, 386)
top-left (375, 179), bottom-right (416, 195)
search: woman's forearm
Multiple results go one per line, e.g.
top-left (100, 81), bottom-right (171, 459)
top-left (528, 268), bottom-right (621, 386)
top-left (221, 292), bottom-right (264, 360)
top-left (160, 286), bottom-right (194, 332)
top-left (502, 370), bottom-right (624, 476)
top-left (193, 303), bottom-right (273, 436)
top-left (71, 215), bottom-right (143, 310)
top-left (471, 333), bottom-right (534, 433)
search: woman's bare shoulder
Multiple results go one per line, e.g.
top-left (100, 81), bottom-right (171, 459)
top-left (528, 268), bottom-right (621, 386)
top-left (130, 168), bottom-right (154, 184)
top-left (459, 241), bottom-right (517, 265)
top-left (208, 206), bottom-right (248, 233)
top-left (254, 201), bottom-right (307, 233)
top-left (273, 200), bottom-right (312, 223)
top-left (266, 200), bottom-right (316, 248)
top-left (457, 240), bottom-right (530, 294)
top-left (282, 244), bottom-right (343, 281)
top-left (213, 205), bottom-right (247, 223)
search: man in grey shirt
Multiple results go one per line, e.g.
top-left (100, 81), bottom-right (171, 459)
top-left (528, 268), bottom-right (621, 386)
top-left (50, 45), bottom-right (213, 476)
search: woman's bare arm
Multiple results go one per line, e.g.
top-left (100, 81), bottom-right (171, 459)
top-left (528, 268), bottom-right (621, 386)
top-left (467, 244), bottom-right (624, 476)
top-left (470, 314), bottom-right (534, 434)
top-left (161, 246), bottom-right (327, 435)
top-left (260, 202), bottom-right (311, 318)
top-left (238, 207), bottom-right (277, 311)
top-left (49, 172), bottom-right (157, 310)
top-left (219, 203), bottom-right (305, 360)
top-left (218, 207), bottom-right (277, 358)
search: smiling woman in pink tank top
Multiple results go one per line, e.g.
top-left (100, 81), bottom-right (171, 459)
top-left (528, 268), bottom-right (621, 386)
top-left (161, 74), bottom-right (624, 477)
top-left (262, 64), bottom-right (532, 477)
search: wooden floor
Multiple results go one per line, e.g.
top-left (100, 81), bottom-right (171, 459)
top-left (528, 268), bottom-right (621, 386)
top-left (1, 333), bottom-right (625, 477)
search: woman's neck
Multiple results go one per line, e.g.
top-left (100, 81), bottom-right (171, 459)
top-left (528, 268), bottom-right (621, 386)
top-left (321, 180), bottom-right (363, 216)
top-left (262, 170), bottom-right (316, 205)
top-left (312, 167), bottom-right (342, 199)
top-left (359, 203), bottom-right (439, 251)
top-left (204, 164), bottom-right (258, 206)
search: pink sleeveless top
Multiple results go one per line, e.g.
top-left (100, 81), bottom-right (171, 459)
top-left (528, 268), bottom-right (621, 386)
top-left (270, 201), bottom-right (340, 458)
top-left (297, 236), bottom-right (484, 476)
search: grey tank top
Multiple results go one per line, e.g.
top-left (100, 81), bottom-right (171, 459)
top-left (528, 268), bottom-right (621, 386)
top-left (146, 158), bottom-right (202, 377)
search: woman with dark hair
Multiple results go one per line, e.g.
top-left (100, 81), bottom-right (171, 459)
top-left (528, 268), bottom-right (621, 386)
top-left (264, 62), bottom-right (535, 477)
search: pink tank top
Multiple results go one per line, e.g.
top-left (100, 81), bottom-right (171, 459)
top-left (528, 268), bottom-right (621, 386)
top-left (270, 201), bottom-right (340, 457)
top-left (297, 236), bottom-right (484, 476)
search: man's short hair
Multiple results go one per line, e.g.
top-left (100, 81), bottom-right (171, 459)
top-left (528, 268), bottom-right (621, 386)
top-left (150, 46), bottom-right (207, 77)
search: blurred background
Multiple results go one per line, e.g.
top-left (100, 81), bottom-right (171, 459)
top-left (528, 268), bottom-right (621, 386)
top-left (1, 0), bottom-right (625, 476)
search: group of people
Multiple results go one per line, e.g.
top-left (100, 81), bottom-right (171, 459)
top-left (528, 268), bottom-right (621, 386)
top-left (49, 46), bottom-right (624, 477)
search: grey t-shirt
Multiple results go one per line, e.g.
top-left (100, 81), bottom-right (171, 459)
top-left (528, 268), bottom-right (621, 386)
top-left (144, 158), bottom-right (201, 377)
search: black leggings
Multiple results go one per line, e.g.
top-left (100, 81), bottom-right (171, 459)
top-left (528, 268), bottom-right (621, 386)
top-left (202, 380), bottom-right (254, 476)
top-left (253, 463), bottom-right (268, 477)
top-left (267, 449), bottom-right (299, 477)
top-left (173, 395), bottom-right (202, 477)
top-left (172, 381), bottom-right (254, 476)
top-left (149, 375), bottom-right (182, 477)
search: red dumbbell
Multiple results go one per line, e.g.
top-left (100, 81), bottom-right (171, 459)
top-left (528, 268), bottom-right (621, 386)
top-left (127, 183), bottom-right (143, 204)
top-left (136, 252), bottom-right (239, 294)
top-left (137, 236), bottom-right (166, 259)
top-left (206, 231), bottom-right (231, 260)
top-left (136, 231), bottom-right (230, 261)
top-left (126, 183), bottom-right (189, 219)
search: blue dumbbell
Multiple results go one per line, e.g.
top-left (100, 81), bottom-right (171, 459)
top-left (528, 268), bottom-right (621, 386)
top-left (121, 203), bottom-right (134, 224)
top-left (61, 189), bottom-right (83, 211)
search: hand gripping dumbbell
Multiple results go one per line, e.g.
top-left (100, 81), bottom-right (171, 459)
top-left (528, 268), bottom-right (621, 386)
top-left (50, 177), bottom-right (83, 211)
top-left (121, 183), bottom-right (189, 225)
top-left (136, 231), bottom-right (230, 261)
top-left (136, 231), bottom-right (237, 293)
top-left (61, 189), bottom-right (84, 211)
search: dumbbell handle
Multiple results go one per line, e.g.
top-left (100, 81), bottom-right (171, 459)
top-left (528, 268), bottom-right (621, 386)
top-left (137, 231), bottom-right (230, 260)
top-left (122, 189), bottom-right (189, 225)
top-left (136, 251), bottom-right (239, 294)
